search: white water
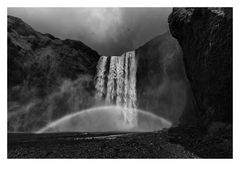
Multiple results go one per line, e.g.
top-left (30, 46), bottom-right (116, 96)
top-left (95, 56), bottom-right (108, 98)
top-left (95, 51), bottom-right (137, 126)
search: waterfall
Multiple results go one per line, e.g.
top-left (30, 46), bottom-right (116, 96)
top-left (95, 51), bottom-right (137, 126)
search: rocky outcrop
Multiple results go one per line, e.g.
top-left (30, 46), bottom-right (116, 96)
top-left (136, 32), bottom-right (195, 125)
top-left (168, 8), bottom-right (232, 127)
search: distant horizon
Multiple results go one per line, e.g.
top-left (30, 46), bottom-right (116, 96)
top-left (8, 7), bottom-right (171, 55)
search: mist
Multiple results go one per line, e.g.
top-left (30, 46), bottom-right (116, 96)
top-left (8, 7), bottom-right (172, 55)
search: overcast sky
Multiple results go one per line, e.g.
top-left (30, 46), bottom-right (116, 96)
top-left (8, 8), bottom-right (172, 55)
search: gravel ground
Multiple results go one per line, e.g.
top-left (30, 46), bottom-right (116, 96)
top-left (8, 127), bottom-right (232, 158)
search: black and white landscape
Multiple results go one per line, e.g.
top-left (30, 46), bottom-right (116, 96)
top-left (7, 8), bottom-right (232, 158)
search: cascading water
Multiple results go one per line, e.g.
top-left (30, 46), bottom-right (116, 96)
top-left (95, 51), bottom-right (137, 126)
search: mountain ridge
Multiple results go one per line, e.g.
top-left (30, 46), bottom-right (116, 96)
top-left (8, 15), bottom-right (100, 95)
top-left (8, 15), bottom-right (100, 132)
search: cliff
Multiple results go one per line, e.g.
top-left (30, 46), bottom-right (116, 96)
top-left (168, 8), bottom-right (232, 127)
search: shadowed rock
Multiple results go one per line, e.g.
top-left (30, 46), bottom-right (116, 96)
top-left (168, 8), bottom-right (232, 127)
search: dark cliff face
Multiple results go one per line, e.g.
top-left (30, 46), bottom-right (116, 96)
top-left (8, 15), bottom-right (100, 132)
top-left (168, 8), bottom-right (232, 127)
top-left (136, 32), bottom-right (195, 125)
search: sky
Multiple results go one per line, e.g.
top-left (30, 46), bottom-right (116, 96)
top-left (8, 7), bottom-right (172, 55)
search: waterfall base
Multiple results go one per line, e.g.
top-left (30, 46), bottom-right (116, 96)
top-left (37, 106), bottom-right (172, 133)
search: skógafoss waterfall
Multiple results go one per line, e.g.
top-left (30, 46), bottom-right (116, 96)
top-left (37, 51), bottom-right (172, 133)
top-left (95, 51), bottom-right (137, 126)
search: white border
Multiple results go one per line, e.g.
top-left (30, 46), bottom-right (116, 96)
top-left (1, 0), bottom-right (236, 7)
top-left (0, 0), bottom-right (239, 169)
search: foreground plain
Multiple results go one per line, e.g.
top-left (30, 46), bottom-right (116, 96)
top-left (8, 127), bottom-right (232, 158)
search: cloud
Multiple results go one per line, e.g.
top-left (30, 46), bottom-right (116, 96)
top-left (8, 7), bottom-right (172, 55)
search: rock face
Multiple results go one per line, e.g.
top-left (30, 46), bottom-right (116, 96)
top-left (168, 8), bottom-right (232, 127)
top-left (8, 15), bottom-right (100, 132)
top-left (136, 32), bottom-right (195, 125)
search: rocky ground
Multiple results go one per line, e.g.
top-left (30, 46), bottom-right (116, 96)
top-left (8, 126), bottom-right (232, 158)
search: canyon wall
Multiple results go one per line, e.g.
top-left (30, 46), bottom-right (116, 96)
top-left (168, 8), bottom-right (232, 127)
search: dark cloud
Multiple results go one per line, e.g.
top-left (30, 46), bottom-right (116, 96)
top-left (8, 7), bottom-right (172, 55)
